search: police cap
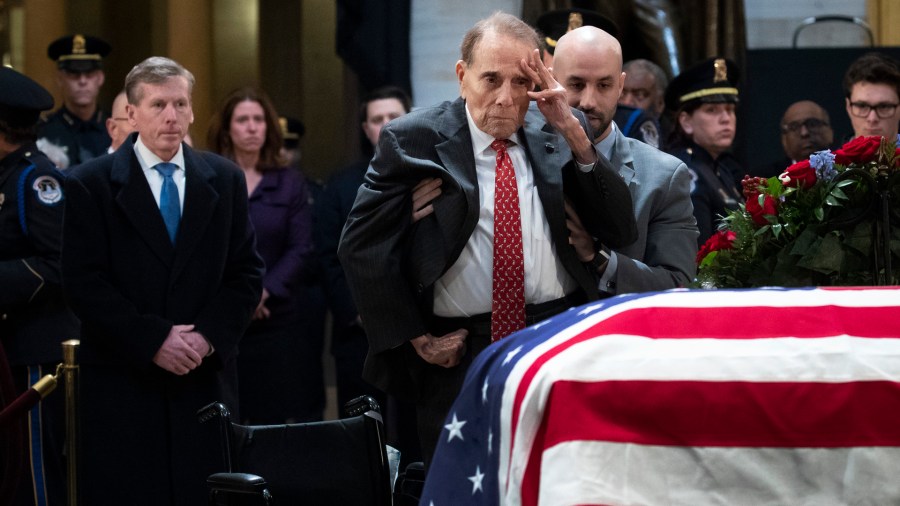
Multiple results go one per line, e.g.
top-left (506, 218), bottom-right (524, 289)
top-left (47, 34), bottom-right (111, 73)
top-left (536, 8), bottom-right (618, 55)
top-left (665, 57), bottom-right (740, 111)
top-left (0, 66), bottom-right (54, 128)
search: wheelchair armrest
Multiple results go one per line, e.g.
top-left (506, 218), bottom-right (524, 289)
top-left (197, 402), bottom-right (231, 424)
top-left (207, 472), bottom-right (268, 495)
top-left (343, 395), bottom-right (381, 417)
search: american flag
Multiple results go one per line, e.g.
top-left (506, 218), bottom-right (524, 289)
top-left (420, 287), bottom-right (900, 505)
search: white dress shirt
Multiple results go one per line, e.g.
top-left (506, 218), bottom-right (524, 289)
top-left (432, 104), bottom-right (577, 317)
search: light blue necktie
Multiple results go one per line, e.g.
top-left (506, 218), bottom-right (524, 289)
top-left (153, 162), bottom-right (181, 243)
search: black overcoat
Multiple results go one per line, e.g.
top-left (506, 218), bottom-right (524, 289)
top-left (62, 133), bottom-right (264, 505)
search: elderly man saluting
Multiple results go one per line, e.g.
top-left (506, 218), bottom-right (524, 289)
top-left (339, 12), bottom-right (636, 465)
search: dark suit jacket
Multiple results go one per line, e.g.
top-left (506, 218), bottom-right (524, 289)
top-left (338, 98), bottom-right (636, 399)
top-left (61, 133), bottom-right (264, 505)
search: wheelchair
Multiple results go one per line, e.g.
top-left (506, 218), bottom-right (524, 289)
top-left (198, 395), bottom-right (393, 505)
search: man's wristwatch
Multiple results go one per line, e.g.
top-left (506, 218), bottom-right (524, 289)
top-left (589, 244), bottom-right (612, 272)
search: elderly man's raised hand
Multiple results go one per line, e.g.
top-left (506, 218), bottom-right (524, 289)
top-left (522, 49), bottom-right (573, 127)
top-left (520, 48), bottom-right (597, 165)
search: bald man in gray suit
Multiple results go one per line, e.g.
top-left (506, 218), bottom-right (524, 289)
top-left (552, 26), bottom-right (698, 294)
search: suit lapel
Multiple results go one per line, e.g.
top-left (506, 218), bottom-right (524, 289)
top-left (113, 140), bottom-right (174, 265)
top-left (435, 98), bottom-right (479, 263)
top-left (522, 112), bottom-right (569, 235)
top-left (172, 147), bottom-right (219, 279)
top-left (610, 127), bottom-right (636, 187)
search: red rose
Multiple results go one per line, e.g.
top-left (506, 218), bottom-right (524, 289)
top-left (833, 136), bottom-right (881, 165)
top-left (696, 230), bottom-right (737, 264)
top-left (745, 191), bottom-right (779, 226)
top-left (778, 159), bottom-right (816, 188)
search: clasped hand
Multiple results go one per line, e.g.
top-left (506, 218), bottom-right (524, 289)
top-left (410, 329), bottom-right (468, 368)
top-left (153, 324), bottom-right (210, 375)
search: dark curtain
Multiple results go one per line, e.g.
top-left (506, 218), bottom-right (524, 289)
top-left (522, 0), bottom-right (747, 80)
top-left (335, 0), bottom-right (412, 94)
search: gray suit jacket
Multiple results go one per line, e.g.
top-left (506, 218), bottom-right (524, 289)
top-left (602, 126), bottom-right (698, 294)
top-left (338, 98), bottom-right (636, 398)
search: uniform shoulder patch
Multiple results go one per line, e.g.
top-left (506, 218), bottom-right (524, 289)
top-left (32, 175), bottom-right (64, 205)
top-left (639, 121), bottom-right (660, 149)
top-left (687, 167), bottom-right (699, 194)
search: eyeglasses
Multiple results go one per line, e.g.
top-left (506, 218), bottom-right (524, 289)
top-left (849, 101), bottom-right (899, 118)
top-left (781, 118), bottom-right (830, 134)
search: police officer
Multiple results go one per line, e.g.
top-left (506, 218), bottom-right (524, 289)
top-left (37, 34), bottom-right (112, 168)
top-left (664, 57), bottom-right (746, 246)
top-left (0, 66), bottom-right (79, 506)
top-left (536, 8), bottom-right (661, 148)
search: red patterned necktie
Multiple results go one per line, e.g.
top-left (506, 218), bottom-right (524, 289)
top-left (490, 139), bottom-right (525, 341)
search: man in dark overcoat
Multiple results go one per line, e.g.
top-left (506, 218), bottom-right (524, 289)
top-left (61, 56), bottom-right (263, 505)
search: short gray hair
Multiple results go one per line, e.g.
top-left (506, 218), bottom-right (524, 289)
top-left (125, 56), bottom-right (195, 104)
top-left (624, 58), bottom-right (668, 95)
top-left (460, 12), bottom-right (540, 66)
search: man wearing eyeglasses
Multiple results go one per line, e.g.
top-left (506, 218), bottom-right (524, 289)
top-left (757, 100), bottom-right (834, 178)
top-left (843, 52), bottom-right (900, 141)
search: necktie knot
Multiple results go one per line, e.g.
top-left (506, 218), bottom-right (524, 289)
top-left (490, 139), bottom-right (508, 154)
top-left (154, 162), bottom-right (177, 178)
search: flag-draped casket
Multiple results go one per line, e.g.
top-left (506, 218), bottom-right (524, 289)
top-left (421, 287), bottom-right (900, 505)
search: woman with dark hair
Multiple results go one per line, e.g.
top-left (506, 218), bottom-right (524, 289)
top-left (208, 87), bottom-right (320, 423)
top-left (665, 58), bottom-right (745, 246)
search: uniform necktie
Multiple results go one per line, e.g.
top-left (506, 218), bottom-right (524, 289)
top-left (490, 139), bottom-right (525, 341)
top-left (153, 162), bottom-right (181, 243)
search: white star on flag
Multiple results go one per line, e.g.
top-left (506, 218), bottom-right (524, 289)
top-left (468, 465), bottom-right (485, 494)
top-left (487, 429), bottom-right (493, 455)
top-left (444, 413), bottom-right (466, 442)
top-left (502, 345), bottom-right (523, 366)
top-left (482, 378), bottom-right (489, 403)
top-left (531, 319), bottom-right (552, 330)
top-left (578, 302), bottom-right (605, 315)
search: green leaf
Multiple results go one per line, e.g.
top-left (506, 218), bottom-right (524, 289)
top-left (835, 179), bottom-right (855, 189)
top-left (830, 187), bottom-right (848, 201)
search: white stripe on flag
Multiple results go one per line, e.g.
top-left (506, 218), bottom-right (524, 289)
top-left (536, 442), bottom-right (900, 506)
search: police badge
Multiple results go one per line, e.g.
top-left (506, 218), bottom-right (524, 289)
top-left (32, 175), bottom-right (63, 205)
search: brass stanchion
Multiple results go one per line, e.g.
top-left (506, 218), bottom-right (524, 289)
top-left (62, 339), bottom-right (79, 506)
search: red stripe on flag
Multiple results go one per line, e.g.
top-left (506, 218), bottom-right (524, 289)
top-left (520, 379), bottom-right (900, 506)
top-left (574, 305), bottom-right (899, 340)
top-left (544, 379), bottom-right (900, 447)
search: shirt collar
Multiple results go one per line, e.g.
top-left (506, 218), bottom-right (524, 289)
top-left (596, 121), bottom-right (617, 161)
top-left (464, 102), bottom-right (522, 154)
top-left (134, 136), bottom-right (186, 172)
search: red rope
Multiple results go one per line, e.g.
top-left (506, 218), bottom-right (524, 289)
top-left (0, 388), bottom-right (41, 428)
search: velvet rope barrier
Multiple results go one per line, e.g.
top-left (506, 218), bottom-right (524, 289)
top-left (0, 373), bottom-right (57, 428)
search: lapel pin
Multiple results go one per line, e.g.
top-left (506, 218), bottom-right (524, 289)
top-left (545, 143), bottom-right (555, 154)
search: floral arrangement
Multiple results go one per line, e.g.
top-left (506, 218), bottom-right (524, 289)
top-left (696, 135), bottom-right (900, 288)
